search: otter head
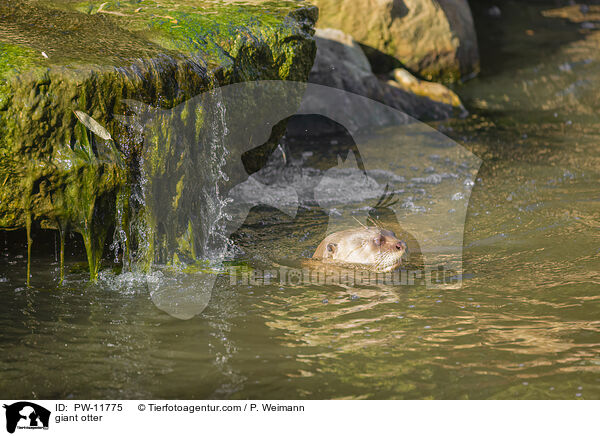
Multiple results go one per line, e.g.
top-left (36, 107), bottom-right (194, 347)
top-left (315, 227), bottom-right (407, 272)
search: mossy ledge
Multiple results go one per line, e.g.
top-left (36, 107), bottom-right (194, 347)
top-left (0, 0), bottom-right (317, 282)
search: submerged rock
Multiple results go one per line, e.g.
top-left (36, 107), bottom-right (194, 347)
top-left (0, 0), bottom-right (317, 280)
top-left (311, 0), bottom-right (480, 82)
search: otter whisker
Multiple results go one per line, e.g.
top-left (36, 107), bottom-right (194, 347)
top-left (367, 216), bottom-right (383, 228)
top-left (352, 216), bottom-right (368, 229)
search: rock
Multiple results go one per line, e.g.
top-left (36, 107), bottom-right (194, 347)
top-left (0, 0), bottom-right (317, 278)
top-left (301, 28), bottom-right (462, 134)
top-left (487, 6), bottom-right (502, 18)
top-left (389, 68), bottom-right (465, 110)
top-left (542, 4), bottom-right (600, 23)
top-left (311, 0), bottom-right (480, 82)
top-left (307, 28), bottom-right (394, 117)
top-left (312, 28), bottom-right (374, 75)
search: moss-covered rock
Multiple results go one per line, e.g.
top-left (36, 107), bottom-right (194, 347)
top-left (0, 0), bottom-right (317, 280)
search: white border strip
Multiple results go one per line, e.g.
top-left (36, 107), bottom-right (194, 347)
top-left (1, 400), bottom-right (597, 436)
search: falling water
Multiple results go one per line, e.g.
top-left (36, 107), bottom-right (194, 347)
top-left (197, 85), bottom-right (233, 263)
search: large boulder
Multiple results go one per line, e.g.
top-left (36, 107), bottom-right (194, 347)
top-left (0, 0), bottom-right (317, 279)
top-left (303, 28), bottom-right (463, 133)
top-left (311, 0), bottom-right (479, 82)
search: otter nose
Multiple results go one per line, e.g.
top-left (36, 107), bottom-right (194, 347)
top-left (395, 241), bottom-right (406, 251)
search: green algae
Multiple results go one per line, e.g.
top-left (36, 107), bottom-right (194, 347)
top-left (29, 0), bottom-right (317, 78)
top-left (0, 43), bottom-right (36, 76)
top-left (0, 0), bottom-right (317, 282)
top-left (0, 43), bottom-right (38, 112)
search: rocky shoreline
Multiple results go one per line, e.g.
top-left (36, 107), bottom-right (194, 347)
top-left (0, 0), bottom-right (480, 280)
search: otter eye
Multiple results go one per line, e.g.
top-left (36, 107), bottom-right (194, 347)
top-left (373, 236), bottom-right (383, 246)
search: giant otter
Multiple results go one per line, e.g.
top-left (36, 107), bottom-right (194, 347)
top-left (313, 226), bottom-right (407, 272)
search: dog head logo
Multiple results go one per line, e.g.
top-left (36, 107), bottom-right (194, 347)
top-left (3, 402), bottom-right (50, 434)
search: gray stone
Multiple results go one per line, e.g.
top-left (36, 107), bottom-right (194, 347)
top-left (311, 0), bottom-right (480, 82)
top-left (302, 28), bottom-right (462, 134)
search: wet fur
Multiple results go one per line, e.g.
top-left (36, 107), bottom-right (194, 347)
top-left (313, 226), bottom-right (406, 272)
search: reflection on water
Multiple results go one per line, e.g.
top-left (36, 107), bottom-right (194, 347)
top-left (1, 1), bottom-right (600, 399)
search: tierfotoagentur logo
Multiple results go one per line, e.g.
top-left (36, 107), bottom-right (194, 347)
top-left (229, 266), bottom-right (459, 288)
top-left (3, 402), bottom-right (50, 434)
top-left (116, 80), bottom-right (481, 319)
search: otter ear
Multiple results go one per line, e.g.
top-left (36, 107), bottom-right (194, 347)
top-left (326, 243), bottom-right (337, 254)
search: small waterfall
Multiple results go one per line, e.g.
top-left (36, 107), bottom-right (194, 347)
top-left (101, 69), bottom-right (237, 319)
top-left (196, 85), bottom-right (233, 264)
top-left (106, 70), bottom-right (234, 274)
